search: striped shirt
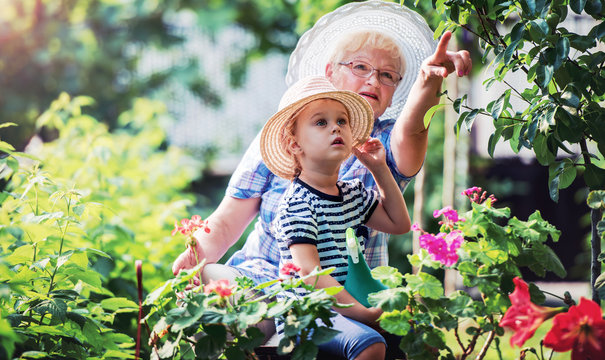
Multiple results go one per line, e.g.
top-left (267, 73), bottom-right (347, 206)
top-left (225, 119), bottom-right (413, 285)
top-left (275, 177), bottom-right (378, 293)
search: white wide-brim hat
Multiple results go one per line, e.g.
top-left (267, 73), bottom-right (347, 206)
top-left (260, 76), bottom-right (374, 180)
top-left (286, 0), bottom-right (436, 120)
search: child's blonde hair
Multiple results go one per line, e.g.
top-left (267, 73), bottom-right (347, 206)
top-left (279, 107), bottom-right (304, 179)
top-left (328, 30), bottom-right (405, 75)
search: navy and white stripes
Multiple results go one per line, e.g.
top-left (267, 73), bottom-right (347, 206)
top-left (274, 177), bottom-right (378, 294)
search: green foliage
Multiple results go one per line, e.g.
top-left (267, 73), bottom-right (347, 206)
top-left (144, 266), bottom-right (343, 360)
top-left (0, 0), bottom-right (301, 150)
top-left (0, 94), bottom-right (204, 358)
top-left (434, 0), bottom-right (605, 201)
top-left (370, 190), bottom-right (565, 359)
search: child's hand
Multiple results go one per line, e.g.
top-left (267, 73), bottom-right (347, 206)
top-left (352, 138), bottom-right (387, 171)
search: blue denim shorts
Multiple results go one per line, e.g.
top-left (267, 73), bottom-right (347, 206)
top-left (317, 313), bottom-right (386, 359)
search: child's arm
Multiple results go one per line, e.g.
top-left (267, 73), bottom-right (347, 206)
top-left (290, 243), bottom-right (382, 326)
top-left (352, 138), bottom-right (411, 234)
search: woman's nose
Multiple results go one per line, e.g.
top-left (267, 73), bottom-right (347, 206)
top-left (365, 71), bottom-right (381, 87)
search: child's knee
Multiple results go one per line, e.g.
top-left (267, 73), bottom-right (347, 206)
top-left (354, 341), bottom-right (385, 360)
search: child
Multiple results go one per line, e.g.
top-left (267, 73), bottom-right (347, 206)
top-left (260, 76), bottom-right (411, 359)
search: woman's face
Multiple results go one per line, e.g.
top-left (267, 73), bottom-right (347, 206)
top-left (326, 47), bottom-right (399, 120)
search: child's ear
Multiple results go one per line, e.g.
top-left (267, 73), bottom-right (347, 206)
top-left (288, 138), bottom-right (302, 154)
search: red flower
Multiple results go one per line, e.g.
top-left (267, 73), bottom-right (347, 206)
top-left (280, 262), bottom-right (301, 276)
top-left (543, 297), bottom-right (605, 360)
top-left (203, 279), bottom-right (233, 297)
top-left (500, 277), bottom-right (563, 347)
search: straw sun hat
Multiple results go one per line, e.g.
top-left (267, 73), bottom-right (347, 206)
top-left (260, 76), bottom-right (374, 180)
top-left (286, 0), bottom-right (436, 120)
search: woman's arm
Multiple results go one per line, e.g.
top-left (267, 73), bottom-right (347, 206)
top-left (290, 243), bottom-right (382, 326)
top-left (353, 139), bottom-right (410, 235)
top-left (390, 31), bottom-right (472, 177)
top-left (172, 195), bottom-right (260, 275)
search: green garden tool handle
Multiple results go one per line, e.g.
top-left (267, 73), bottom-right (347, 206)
top-left (344, 228), bottom-right (388, 307)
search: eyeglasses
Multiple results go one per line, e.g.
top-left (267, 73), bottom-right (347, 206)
top-left (338, 60), bottom-right (402, 87)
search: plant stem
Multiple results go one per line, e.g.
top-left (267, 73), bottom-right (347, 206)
top-left (475, 330), bottom-right (495, 360)
top-left (136, 260), bottom-right (143, 360)
top-left (190, 244), bottom-right (203, 291)
top-left (590, 207), bottom-right (602, 303)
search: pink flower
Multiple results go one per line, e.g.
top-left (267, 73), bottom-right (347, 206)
top-left (461, 186), bottom-right (497, 204)
top-left (280, 262), bottom-right (301, 276)
top-left (419, 230), bottom-right (464, 267)
top-left (461, 186), bottom-right (482, 197)
top-left (411, 222), bottom-right (422, 232)
top-left (433, 206), bottom-right (465, 229)
top-left (171, 215), bottom-right (210, 238)
top-left (204, 279), bottom-right (233, 297)
top-left (543, 297), bottom-right (605, 360)
top-left (500, 277), bottom-right (564, 347)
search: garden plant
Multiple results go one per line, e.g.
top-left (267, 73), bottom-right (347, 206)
top-left (431, 0), bottom-right (605, 301)
top-left (0, 94), bottom-right (205, 358)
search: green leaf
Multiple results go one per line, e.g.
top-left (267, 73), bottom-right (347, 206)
top-left (520, 0), bottom-right (537, 17)
top-left (19, 351), bottom-right (51, 359)
top-left (0, 122), bottom-right (17, 129)
top-left (570, 0), bottom-right (587, 13)
top-left (404, 273), bottom-right (444, 299)
top-left (195, 325), bottom-right (227, 359)
top-left (588, 21), bottom-right (605, 40)
top-left (536, 64), bottom-right (553, 89)
top-left (488, 126), bottom-right (504, 158)
top-left (0, 141), bottom-right (16, 153)
top-left (368, 287), bottom-right (409, 312)
top-left (291, 340), bottom-right (318, 360)
top-left (238, 327), bottom-right (265, 351)
top-left (32, 298), bottom-right (68, 320)
top-left (446, 291), bottom-right (476, 318)
top-left (585, 164), bottom-right (605, 190)
top-left (463, 109), bottom-right (479, 131)
top-left (224, 346), bottom-right (245, 360)
top-left (310, 326), bottom-right (340, 345)
top-left (370, 266), bottom-right (403, 288)
top-left (424, 103), bottom-right (444, 128)
top-left (587, 190), bottom-right (605, 209)
top-left (503, 39), bottom-right (521, 64)
top-left (560, 89), bottom-right (580, 108)
top-left (378, 309), bottom-right (412, 336)
top-left (529, 19), bottom-right (549, 40)
top-left (595, 272), bottom-right (605, 300)
top-left (6, 244), bottom-right (34, 264)
top-left (490, 91), bottom-right (508, 120)
top-left (555, 37), bottom-right (570, 70)
top-left (453, 94), bottom-right (467, 113)
top-left (533, 134), bottom-right (555, 166)
top-left (238, 301), bottom-right (267, 327)
top-left (100, 297), bottom-right (138, 311)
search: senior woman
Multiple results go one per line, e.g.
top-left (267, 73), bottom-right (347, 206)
top-left (173, 0), bottom-right (470, 355)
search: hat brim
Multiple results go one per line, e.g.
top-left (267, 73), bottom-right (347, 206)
top-left (260, 91), bottom-right (374, 180)
top-left (286, 0), bottom-right (437, 120)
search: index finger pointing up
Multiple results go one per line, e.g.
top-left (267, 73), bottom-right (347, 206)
top-left (435, 30), bottom-right (452, 57)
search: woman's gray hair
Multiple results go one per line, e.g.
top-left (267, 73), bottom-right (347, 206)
top-left (328, 30), bottom-right (406, 76)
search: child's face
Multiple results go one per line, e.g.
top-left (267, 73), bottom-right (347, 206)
top-left (291, 98), bottom-right (353, 167)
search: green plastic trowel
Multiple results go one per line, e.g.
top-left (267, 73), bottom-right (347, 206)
top-left (343, 228), bottom-right (388, 307)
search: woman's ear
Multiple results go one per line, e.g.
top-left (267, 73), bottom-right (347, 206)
top-left (325, 62), bottom-right (334, 80)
